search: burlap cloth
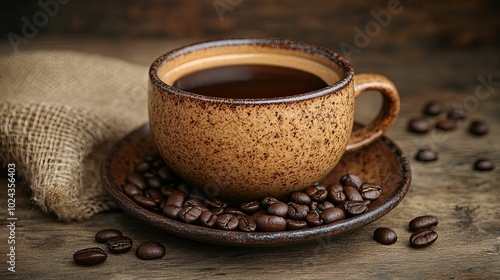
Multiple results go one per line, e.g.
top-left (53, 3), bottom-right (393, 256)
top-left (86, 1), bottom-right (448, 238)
top-left (0, 51), bottom-right (148, 221)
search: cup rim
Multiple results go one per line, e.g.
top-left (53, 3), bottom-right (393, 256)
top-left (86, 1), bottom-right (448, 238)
top-left (149, 38), bottom-right (354, 105)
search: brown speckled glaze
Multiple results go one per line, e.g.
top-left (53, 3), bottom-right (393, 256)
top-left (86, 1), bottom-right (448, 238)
top-left (100, 124), bottom-right (411, 247)
top-left (148, 38), bottom-right (400, 201)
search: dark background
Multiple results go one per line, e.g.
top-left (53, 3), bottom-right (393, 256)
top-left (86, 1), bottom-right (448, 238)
top-left (1, 0), bottom-right (498, 53)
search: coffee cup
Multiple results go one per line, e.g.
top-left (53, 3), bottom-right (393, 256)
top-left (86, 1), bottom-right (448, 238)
top-left (148, 38), bottom-right (399, 201)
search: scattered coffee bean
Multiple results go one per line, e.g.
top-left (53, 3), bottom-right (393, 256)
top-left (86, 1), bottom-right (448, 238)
top-left (210, 207), bottom-right (225, 215)
top-left (73, 247), bottom-right (107, 266)
top-left (422, 101), bottom-right (444, 116)
top-left (146, 188), bottom-right (164, 204)
top-left (446, 107), bottom-right (467, 120)
top-left (435, 119), bottom-right (458, 131)
top-left (343, 200), bottom-right (370, 215)
top-left (468, 119), bottom-right (489, 136)
top-left (183, 198), bottom-right (204, 208)
top-left (134, 161), bottom-right (151, 174)
top-left (267, 202), bottom-right (288, 217)
top-left (95, 229), bottom-right (123, 243)
top-left (106, 236), bottom-right (133, 254)
top-left (240, 201), bottom-right (261, 214)
top-left (147, 176), bottom-right (163, 188)
top-left (216, 214), bottom-right (239, 231)
top-left (165, 190), bottom-right (186, 207)
top-left (158, 166), bottom-right (177, 182)
top-left (256, 215), bottom-right (287, 232)
top-left (123, 183), bottom-right (142, 197)
top-left (317, 201), bottom-right (335, 211)
top-left (409, 228), bottom-right (438, 248)
top-left (238, 216), bottom-right (257, 232)
top-left (409, 215), bottom-right (439, 231)
top-left (473, 158), bottom-right (495, 171)
top-left (408, 117), bottom-right (432, 134)
top-left (305, 212), bottom-right (323, 227)
top-left (305, 186), bottom-right (327, 202)
top-left (373, 227), bottom-right (397, 245)
top-left (126, 172), bottom-right (147, 190)
top-left (224, 207), bottom-right (246, 217)
top-left (261, 197), bottom-right (279, 208)
top-left (414, 148), bottom-right (438, 162)
top-left (136, 241), bottom-right (166, 260)
top-left (359, 183), bottom-right (382, 201)
top-left (133, 195), bottom-right (157, 209)
top-left (162, 204), bottom-right (182, 219)
top-left (178, 205), bottom-right (204, 224)
top-left (327, 189), bottom-right (346, 205)
top-left (340, 174), bottom-right (363, 188)
top-left (343, 186), bottom-right (363, 201)
top-left (287, 203), bottom-right (309, 220)
top-left (286, 219), bottom-right (308, 230)
top-left (320, 207), bottom-right (345, 224)
top-left (289, 191), bottom-right (311, 205)
top-left (206, 198), bottom-right (228, 209)
top-left (326, 182), bottom-right (343, 193)
top-left (200, 210), bottom-right (217, 228)
top-left (160, 185), bottom-right (178, 197)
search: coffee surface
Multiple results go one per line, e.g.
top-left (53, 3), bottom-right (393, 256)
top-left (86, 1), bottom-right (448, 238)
top-left (173, 64), bottom-right (328, 99)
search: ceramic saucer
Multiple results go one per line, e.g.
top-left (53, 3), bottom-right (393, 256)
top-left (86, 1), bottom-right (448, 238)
top-left (101, 124), bottom-right (411, 247)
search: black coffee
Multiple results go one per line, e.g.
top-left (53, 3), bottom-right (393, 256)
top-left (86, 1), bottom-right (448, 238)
top-left (173, 64), bottom-right (328, 99)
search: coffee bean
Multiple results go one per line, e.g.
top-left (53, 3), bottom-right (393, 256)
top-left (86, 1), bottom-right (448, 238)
top-left (95, 229), bottom-right (123, 243)
top-left (305, 212), bottom-right (323, 227)
top-left (409, 215), bottom-right (439, 231)
top-left (327, 189), bottom-right (346, 205)
top-left (224, 207), bottom-right (247, 217)
top-left (238, 216), bottom-right (257, 232)
top-left (373, 227), bottom-right (397, 245)
top-left (287, 202), bottom-right (309, 220)
top-left (435, 119), bottom-right (458, 131)
top-left (422, 101), bottom-right (444, 116)
top-left (343, 186), bottom-right (363, 201)
top-left (123, 183), bottom-right (143, 197)
top-left (165, 190), bottom-right (186, 207)
top-left (205, 198), bottom-right (228, 209)
top-left (251, 209), bottom-right (267, 218)
top-left (343, 200), bottom-right (370, 215)
top-left (414, 148), bottom-right (438, 162)
top-left (359, 183), bottom-right (382, 200)
top-left (136, 241), bottom-right (166, 260)
top-left (326, 182), bottom-right (343, 193)
top-left (216, 214), bottom-right (239, 231)
top-left (408, 117), bottom-right (432, 134)
top-left (256, 215), bottom-right (287, 232)
top-left (289, 191), bottom-right (311, 205)
top-left (142, 172), bottom-right (156, 178)
top-left (106, 236), bottom-right (133, 254)
top-left (409, 228), bottom-right (438, 248)
top-left (178, 205), bottom-right (204, 224)
top-left (162, 204), bottom-right (182, 219)
top-left (309, 201), bottom-right (319, 213)
top-left (152, 158), bottom-right (166, 168)
top-left (267, 202), bottom-right (288, 217)
top-left (73, 247), bottom-right (107, 265)
top-left (210, 207), bottom-right (225, 215)
top-left (240, 201), bottom-right (261, 214)
top-left (145, 188), bottom-right (164, 204)
top-left (305, 186), bottom-right (327, 202)
top-left (320, 207), bottom-right (345, 224)
top-left (134, 161), bottom-right (151, 174)
top-left (261, 197), bottom-right (279, 208)
top-left (126, 172), bottom-right (147, 190)
top-left (286, 219), bottom-right (308, 230)
top-left (340, 174), bottom-right (363, 188)
top-left (147, 176), bottom-right (163, 188)
top-left (468, 119), bottom-right (489, 136)
top-left (473, 158), bottom-right (495, 171)
top-left (447, 107), bottom-right (467, 120)
top-left (200, 210), bottom-right (217, 228)
top-left (317, 201), bottom-right (335, 211)
top-left (133, 194), bottom-right (157, 209)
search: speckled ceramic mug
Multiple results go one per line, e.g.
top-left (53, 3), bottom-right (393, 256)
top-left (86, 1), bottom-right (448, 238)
top-left (148, 38), bottom-right (399, 201)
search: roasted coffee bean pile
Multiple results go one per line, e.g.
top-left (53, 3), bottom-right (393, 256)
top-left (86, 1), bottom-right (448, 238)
top-left (408, 101), bottom-right (494, 171)
top-left (73, 229), bottom-right (166, 266)
top-left (123, 155), bottom-right (382, 232)
top-left (373, 215), bottom-right (439, 248)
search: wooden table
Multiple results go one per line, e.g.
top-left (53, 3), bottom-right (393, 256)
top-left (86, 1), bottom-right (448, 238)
top-left (1, 37), bottom-right (499, 279)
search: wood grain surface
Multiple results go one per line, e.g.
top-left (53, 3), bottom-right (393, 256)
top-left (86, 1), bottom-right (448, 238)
top-left (0, 1), bottom-right (500, 279)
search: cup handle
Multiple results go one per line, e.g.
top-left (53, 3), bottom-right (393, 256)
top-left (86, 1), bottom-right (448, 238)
top-left (346, 73), bottom-right (400, 152)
